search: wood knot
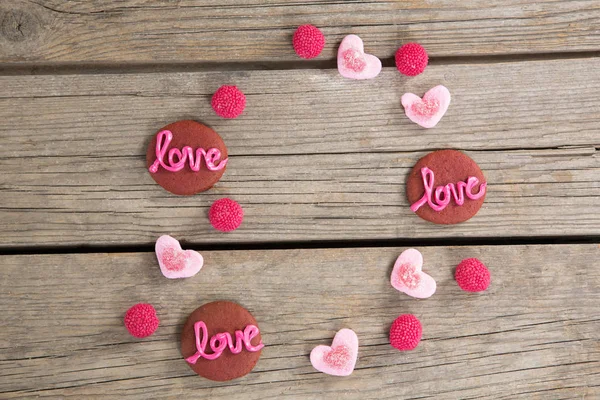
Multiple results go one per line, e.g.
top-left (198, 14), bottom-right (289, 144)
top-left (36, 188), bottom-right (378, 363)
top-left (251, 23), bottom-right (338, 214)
top-left (1, 8), bottom-right (42, 43)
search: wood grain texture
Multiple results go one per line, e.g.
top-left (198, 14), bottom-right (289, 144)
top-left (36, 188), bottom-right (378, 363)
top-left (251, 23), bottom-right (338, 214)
top-left (0, 59), bottom-right (599, 247)
top-left (0, 244), bottom-right (598, 399)
top-left (1, 0), bottom-right (600, 64)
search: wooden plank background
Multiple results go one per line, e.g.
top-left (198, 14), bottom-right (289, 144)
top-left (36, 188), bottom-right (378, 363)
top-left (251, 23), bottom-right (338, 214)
top-left (1, 0), bottom-right (600, 64)
top-left (1, 244), bottom-right (598, 399)
top-left (1, 60), bottom-right (599, 247)
top-left (0, 0), bottom-right (598, 399)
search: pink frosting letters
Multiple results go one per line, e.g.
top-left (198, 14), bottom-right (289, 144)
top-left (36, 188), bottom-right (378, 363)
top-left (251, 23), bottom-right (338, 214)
top-left (185, 321), bottom-right (265, 364)
top-left (149, 130), bottom-right (228, 173)
top-left (410, 167), bottom-right (486, 212)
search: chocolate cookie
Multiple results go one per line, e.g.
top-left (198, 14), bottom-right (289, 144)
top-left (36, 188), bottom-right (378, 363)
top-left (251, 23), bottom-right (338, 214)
top-left (181, 301), bottom-right (264, 381)
top-left (146, 120), bottom-right (228, 195)
top-left (406, 150), bottom-right (487, 224)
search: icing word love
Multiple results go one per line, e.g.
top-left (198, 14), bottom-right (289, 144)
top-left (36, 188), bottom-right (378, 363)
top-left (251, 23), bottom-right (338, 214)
top-left (185, 321), bottom-right (264, 363)
top-left (149, 130), bottom-right (228, 173)
top-left (410, 167), bottom-right (487, 212)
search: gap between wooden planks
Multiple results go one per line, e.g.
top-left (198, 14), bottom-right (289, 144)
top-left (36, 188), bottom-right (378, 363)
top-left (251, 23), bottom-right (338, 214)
top-left (1, 0), bottom-right (600, 64)
top-left (0, 59), bottom-right (598, 247)
top-left (0, 244), bottom-right (598, 399)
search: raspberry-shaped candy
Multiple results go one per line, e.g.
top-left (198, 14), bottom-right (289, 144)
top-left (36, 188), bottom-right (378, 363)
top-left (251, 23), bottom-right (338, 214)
top-left (124, 303), bottom-right (159, 338)
top-left (211, 85), bottom-right (246, 119)
top-left (209, 198), bottom-right (244, 232)
top-left (395, 43), bottom-right (428, 76)
top-left (389, 314), bottom-right (422, 351)
top-left (455, 258), bottom-right (491, 292)
top-left (293, 25), bottom-right (325, 59)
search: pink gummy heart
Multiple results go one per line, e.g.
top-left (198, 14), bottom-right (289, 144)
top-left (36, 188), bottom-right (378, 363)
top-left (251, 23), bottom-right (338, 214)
top-left (390, 249), bottom-right (436, 299)
top-left (337, 35), bottom-right (382, 80)
top-left (401, 85), bottom-right (451, 128)
top-left (310, 328), bottom-right (358, 376)
top-left (155, 235), bottom-right (203, 279)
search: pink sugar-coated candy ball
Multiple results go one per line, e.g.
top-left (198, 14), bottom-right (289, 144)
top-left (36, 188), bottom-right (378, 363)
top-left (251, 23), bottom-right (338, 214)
top-left (209, 198), bottom-right (244, 232)
top-left (293, 25), bottom-right (325, 59)
top-left (455, 258), bottom-right (491, 292)
top-left (211, 85), bottom-right (246, 119)
top-left (124, 303), bottom-right (159, 338)
top-left (389, 314), bottom-right (422, 351)
top-left (395, 43), bottom-right (429, 76)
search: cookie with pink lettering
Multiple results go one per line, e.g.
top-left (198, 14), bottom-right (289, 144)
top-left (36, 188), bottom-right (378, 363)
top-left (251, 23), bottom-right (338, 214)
top-left (391, 249), bottom-right (436, 299)
top-left (337, 35), bottom-right (382, 80)
top-left (407, 150), bottom-right (487, 224)
top-left (310, 328), bottom-right (358, 376)
top-left (155, 235), bottom-right (203, 279)
top-left (146, 120), bottom-right (228, 195)
top-left (181, 301), bottom-right (264, 381)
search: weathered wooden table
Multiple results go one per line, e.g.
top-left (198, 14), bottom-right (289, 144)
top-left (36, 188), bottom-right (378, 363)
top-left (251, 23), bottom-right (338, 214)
top-left (1, 1), bottom-right (598, 399)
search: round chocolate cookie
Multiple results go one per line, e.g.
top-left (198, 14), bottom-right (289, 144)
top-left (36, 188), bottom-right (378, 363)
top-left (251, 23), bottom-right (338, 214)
top-left (181, 301), bottom-right (263, 381)
top-left (406, 150), bottom-right (487, 224)
top-left (146, 120), bottom-right (228, 195)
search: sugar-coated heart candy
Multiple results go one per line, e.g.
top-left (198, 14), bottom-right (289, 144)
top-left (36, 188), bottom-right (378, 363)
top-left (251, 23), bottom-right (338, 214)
top-left (310, 328), bottom-right (358, 376)
top-left (391, 249), bottom-right (436, 299)
top-left (155, 235), bottom-right (204, 279)
top-left (337, 35), bottom-right (382, 80)
top-left (401, 85), bottom-right (451, 128)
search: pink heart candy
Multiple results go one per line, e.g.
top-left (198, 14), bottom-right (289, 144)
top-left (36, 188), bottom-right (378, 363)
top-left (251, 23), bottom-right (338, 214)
top-left (390, 249), bottom-right (436, 299)
top-left (337, 35), bottom-right (382, 80)
top-left (310, 328), bottom-right (358, 376)
top-left (401, 85), bottom-right (451, 128)
top-left (155, 235), bottom-right (203, 279)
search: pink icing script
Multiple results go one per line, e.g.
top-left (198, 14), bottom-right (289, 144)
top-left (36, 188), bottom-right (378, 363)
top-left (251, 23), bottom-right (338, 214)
top-left (410, 167), bottom-right (487, 212)
top-left (185, 321), bottom-right (264, 363)
top-left (149, 130), bottom-right (228, 173)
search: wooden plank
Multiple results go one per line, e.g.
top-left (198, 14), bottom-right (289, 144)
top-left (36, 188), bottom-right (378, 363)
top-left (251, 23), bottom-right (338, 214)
top-left (1, 0), bottom-right (600, 64)
top-left (0, 59), bottom-right (599, 247)
top-left (1, 146), bottom-right (599, 247)
top-left (0, 244), bottom-right (598, 398)
top-left (2, 59), bottom-right (600, 157)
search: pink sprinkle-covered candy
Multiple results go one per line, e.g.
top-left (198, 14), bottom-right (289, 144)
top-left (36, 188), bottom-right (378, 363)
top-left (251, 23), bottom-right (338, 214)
top-left (455, 258), bottom-right (491, 292)
top-left (310, 328), bottom-right (359, 376)
top-left (395, 43), bottom-right (428, 76)
top-left (124, 303), bottom-right (159, 338)
top-left (389, 314), bottom-right (422, 351)
top-left (209, 198), bottom-right (244, 232)
top-left (293, 25), bottom-right (325, 59)
top-left (211, 85), bottom-right (246, 119)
